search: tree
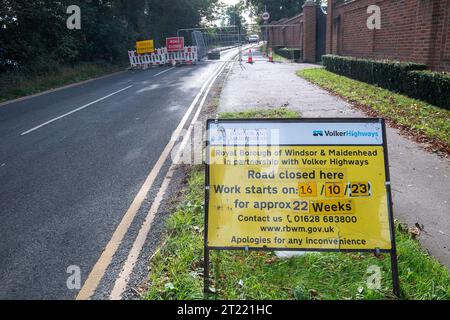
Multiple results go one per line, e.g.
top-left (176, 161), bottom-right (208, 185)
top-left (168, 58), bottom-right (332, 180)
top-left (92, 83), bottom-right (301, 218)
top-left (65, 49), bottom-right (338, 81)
top-left (246, 0), bottom-right (325, 23)
top-left (0, 0), bottom-right (221, 73)
top-left (224, 1), bottom-right (246, 30)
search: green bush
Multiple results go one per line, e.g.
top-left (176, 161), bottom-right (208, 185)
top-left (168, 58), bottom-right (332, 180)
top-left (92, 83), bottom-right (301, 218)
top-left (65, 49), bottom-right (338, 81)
top-left (322, 55), bottom-right (450, 109)
top-left (404, 71), bottom-right (450, 109)
top-left (322, 55), bottom-right (426, 90)
top-left (275, 47), bottom-right (302, 61)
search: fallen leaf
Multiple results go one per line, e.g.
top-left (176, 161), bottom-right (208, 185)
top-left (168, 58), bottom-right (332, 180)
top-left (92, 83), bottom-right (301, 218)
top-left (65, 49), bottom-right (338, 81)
top-left (309, 289), bottom-right (318, 297)
top-left (408, 226), bottom-right (421, 238)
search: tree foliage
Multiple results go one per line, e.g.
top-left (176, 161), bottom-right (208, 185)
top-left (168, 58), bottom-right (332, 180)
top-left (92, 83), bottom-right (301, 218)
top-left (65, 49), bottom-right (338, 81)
top-left (223, 0), bottom-right (246, 30)
top-left (246, 0), bottom-right (325, 23)
top-left (0, 0), bottom-right (219, 73)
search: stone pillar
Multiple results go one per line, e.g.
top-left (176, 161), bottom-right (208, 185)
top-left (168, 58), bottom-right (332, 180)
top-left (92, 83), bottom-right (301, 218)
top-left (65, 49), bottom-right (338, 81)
top-left (326, 0), bottom-right (334, 54)
top-left (302, 0), bottom-right (317, 63)
top-left (413, 0), bottom-right (441, 70)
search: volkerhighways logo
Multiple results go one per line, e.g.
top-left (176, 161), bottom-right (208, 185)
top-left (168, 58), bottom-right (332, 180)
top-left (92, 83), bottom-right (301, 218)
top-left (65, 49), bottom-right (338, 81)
top-left (313, 130), bottom-right (324, 137)
top-left (313, 130), bottom-right (379, 138)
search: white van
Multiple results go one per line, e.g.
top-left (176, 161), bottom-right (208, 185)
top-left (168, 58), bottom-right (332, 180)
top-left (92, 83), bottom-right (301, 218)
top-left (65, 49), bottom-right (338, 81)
top-left (248, 35), bottom-right (260, 43)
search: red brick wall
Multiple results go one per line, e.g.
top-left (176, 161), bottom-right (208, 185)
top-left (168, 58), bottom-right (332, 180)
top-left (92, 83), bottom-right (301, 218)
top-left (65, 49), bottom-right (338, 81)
top-left (327, 0), bottom-right (450, 71)
top-left (267, 2), bottom-right (319, 62)
top-left (303, 2), bottom-right (317, 63)
top-left (268, 14), bottom-right (303, 49)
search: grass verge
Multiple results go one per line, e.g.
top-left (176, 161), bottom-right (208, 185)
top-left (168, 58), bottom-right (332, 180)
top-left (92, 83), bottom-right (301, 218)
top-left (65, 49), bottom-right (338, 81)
top-left (0, 62), bottom-right (124, 103)
top-left (297, 68), bottom-right (450, 152)
top-left (145, 108), bottom-right (450, 300)
top-left (219, 107), bottom-right (298, 119)
top-left (271, 52), bottom-right (289, 62)
top-left (259, 45), bottom-right (289, 62)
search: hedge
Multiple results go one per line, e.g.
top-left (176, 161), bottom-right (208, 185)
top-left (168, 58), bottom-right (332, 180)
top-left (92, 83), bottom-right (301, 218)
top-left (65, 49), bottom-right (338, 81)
top-left (404, 71), bottom-right (450, 109)
top-left (275, 47), bottom-right (302, 61)
top-left (322, 55), bottom-right (449, 109)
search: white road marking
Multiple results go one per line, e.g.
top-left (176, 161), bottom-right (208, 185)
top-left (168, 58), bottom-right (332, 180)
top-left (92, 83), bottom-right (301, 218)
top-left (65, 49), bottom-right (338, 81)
top-left (76, 54), bottom-right (234, 300)
top-left (109, 57), bottom-right (232, 300)
top-left (153, 67), bottom-right (175, 77)
top-left (20, 85), bottom-right (133, 136)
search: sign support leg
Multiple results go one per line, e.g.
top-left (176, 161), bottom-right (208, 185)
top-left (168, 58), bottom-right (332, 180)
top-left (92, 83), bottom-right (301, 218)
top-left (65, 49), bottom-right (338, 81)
top-left (390, 249), bottom-right (401, 298)
top-left (382, 119), bottom-right (401, 299)
top-left (204, 246), bottom-right (210, 295)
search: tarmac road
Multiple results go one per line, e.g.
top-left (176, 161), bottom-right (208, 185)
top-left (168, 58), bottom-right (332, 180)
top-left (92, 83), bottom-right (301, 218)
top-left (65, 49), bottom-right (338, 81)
top-left (0, 47), bottom-right (239, 299)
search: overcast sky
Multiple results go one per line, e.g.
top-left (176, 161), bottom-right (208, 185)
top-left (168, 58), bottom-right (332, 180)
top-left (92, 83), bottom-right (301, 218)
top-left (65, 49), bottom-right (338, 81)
top-left (222, 0), bottom-right (239, 4)
top-left (220, 0), bottom-right (253, 23)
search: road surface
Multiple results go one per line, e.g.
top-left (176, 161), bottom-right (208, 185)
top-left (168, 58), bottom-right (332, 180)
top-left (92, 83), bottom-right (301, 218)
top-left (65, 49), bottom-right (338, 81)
top-left (0, 47), bottom-right (240, 299)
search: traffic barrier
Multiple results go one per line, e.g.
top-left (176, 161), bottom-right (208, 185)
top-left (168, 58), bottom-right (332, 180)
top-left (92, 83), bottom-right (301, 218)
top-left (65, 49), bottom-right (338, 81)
top-left (183, 46), bottom-right (198, 65)
top-left (128, 47), bottom-right (167, 68)
top-left (128, 46), bottom-right (198, 69)
top-left (167, 46), bottom-right (198, 65)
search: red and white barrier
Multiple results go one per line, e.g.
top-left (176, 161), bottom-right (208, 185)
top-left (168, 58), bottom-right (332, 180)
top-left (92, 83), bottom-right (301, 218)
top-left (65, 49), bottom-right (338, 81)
top-left (165, 46), bottom-right (198, 66)
top-left (128, 46), bottom-right (198, 69)
top-left (183, 46), bottom-right (198, 65)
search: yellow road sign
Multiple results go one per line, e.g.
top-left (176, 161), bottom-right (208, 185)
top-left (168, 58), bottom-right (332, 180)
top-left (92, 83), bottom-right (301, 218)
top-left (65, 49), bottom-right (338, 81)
top-left (206, 119), bottom-right (394, 251)
top-left (136, 40), bottom-right (154, 54)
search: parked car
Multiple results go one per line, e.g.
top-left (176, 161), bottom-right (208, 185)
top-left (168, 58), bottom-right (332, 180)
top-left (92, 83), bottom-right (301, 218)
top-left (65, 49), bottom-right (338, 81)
top-left (248, 35), bottom-right (260, 43)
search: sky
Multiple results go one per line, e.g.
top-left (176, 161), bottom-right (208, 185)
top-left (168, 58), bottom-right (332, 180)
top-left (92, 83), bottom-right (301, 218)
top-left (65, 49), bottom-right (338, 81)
top-left (220, 0), bottom-right (253, 24)
top-left (222, 0), bottom-right (240, 4)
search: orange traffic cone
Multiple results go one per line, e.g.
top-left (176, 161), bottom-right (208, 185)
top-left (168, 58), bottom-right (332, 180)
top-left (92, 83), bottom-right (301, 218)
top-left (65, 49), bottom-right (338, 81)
top-left (268, 48), bottom-right (274, 63)
top-left (247, 49), bottom-right (253, 64)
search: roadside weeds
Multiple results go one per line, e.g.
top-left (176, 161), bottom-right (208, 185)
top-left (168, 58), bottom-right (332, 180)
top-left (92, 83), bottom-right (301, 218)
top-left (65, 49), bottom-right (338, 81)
top-left (0, 62), bottom-right (125, 103)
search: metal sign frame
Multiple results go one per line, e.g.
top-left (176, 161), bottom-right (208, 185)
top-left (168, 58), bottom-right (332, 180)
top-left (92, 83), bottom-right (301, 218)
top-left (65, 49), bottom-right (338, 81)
top-left (204, 118), bottom-right (400, 298)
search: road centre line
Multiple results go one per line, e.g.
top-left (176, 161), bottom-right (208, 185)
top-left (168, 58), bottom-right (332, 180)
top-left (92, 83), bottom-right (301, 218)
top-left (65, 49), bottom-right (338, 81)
top-left (109, 57), bottom-right (233, 300)
top-left (153, 67), bottom-right (176, 77)
top-left (75, 55), bottom-right (233, 300)
top-left (20, 85), bottom-right (133, 136)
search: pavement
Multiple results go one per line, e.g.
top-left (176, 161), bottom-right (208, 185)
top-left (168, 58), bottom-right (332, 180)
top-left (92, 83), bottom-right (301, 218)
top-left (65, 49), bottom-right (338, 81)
top-left (219, 48), bottom-right (450, 268)
top-left (0, 47), bottom-right (240, 299)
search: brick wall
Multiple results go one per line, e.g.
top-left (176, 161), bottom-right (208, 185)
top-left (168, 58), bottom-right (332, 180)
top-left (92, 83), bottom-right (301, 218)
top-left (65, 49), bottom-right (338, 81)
top-left (303, 1), bottom-right (317, 62)
top-left (327, 0), bottom-right (450, 71)
top-left (267, 1), bottom-right (320, 62)
top-left (268, 14), bottom-right (304, 49)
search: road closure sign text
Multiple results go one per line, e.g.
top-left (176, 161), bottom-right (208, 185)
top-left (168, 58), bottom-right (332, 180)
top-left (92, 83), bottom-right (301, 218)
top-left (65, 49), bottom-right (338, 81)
top-left (136, 40), bottom-right (154, 54)
top-left (166, 37), bottom-right (185, 52)
top-left (206, 119), bottom-right (395, 252)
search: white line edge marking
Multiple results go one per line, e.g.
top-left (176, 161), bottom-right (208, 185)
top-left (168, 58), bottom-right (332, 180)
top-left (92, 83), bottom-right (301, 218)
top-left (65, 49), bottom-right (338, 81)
top-left (76, 56), bottom-right (232, 300)
top-left (153, 67), bottom-right (175, 77)
top-left (20, 85), bottom-right (133, 136)
top-left (108, 57), bottom-right (232, 300)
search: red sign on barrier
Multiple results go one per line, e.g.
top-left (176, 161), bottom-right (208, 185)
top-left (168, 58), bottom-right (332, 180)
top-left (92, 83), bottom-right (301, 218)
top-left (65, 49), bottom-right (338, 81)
top-left (166, 37), bottom-right (185, 52)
